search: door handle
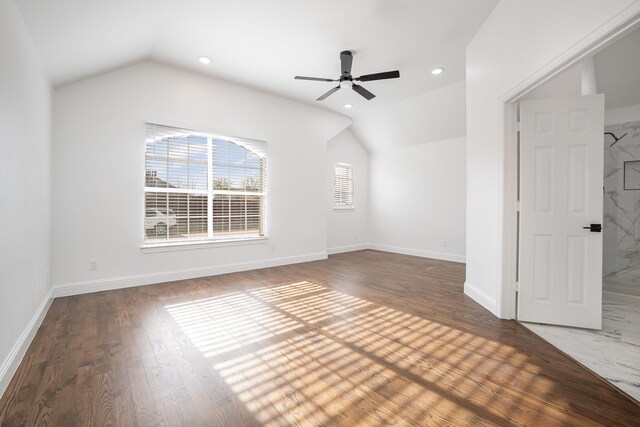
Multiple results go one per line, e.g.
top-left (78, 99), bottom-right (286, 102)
top-left (582, 224), bottom-right (602, 232)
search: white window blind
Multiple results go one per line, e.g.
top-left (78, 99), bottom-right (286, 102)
top-left (334, 163), bottom-right (354, 208)
top-left (144, 123), bottom-right (267, 243)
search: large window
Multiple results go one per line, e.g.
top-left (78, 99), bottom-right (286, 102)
top-left (144, 123), bottom-right (266, 244)
top-left (334, 163), bottom-right (354, 208)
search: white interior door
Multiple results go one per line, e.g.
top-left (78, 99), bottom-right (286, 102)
top-left (518, 94), bottom-right (604, 329)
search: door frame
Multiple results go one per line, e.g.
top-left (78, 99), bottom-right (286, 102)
top-left (498, 7), bottom-right (640, 319)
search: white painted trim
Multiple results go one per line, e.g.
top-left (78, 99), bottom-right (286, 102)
top-left (499, 5), bottom-right (640, 320)
top-left (497, 101), bottom-right (519, 320)
top-left (141, 237), bottom-right (268, 253)
top-left (53, 252), bottom-right (328, 298)
top-left (501, 4), bottom-right (640, 103)
top-left (0, 287), bottom-right (53, 400)
top-left (327, 244), bottom-right (370, 255)
top-left (369, 244), bottom-right (465, 263)
top-left (464, 281), bottom-right (498, 316)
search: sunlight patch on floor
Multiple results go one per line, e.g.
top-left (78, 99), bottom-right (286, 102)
top-left (165, 281), bottom-right (559, 425)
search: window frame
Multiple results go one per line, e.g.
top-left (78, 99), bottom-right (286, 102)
top-left (142, 124), bottom-right (267, 250)
top-left (333, 163), bottom-right (355, 210)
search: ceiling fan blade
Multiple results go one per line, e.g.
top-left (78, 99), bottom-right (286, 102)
top-left (352, 84), bottom-right (375, 100)
top-left (295, 76), bottom-right (336, 82)
top-left (356, 70), bottom-right (400, 82)
top-left (316, 86), bottom-right (341, 101)
top-left (340, 50), bottom-right (353, 75)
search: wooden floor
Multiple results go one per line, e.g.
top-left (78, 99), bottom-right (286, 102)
top-left (1, 251), bottom-right (639, 426)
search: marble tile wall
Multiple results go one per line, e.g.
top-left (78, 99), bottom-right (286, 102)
top-left (603, 120), bottom-right (640, 296)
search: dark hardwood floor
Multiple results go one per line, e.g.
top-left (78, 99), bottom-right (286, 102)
top-left (1, 250), bottom-right (639, 426)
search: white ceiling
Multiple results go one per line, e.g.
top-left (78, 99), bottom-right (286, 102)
top-left (351, 80), bottom-right (466, 152)
top-left (15, 0), bottom-right (498, 120)
top-left (594, 27), bottom-right (640, 110)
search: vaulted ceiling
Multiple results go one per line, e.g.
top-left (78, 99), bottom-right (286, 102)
top-left (15, 0), bottom-right (499, 149)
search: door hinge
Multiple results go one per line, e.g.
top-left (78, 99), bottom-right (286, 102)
top-left (516, 200), bottom-right (521, 212)
top-left (515, 282), bottom-right (520, 292)
top-left (515, 121), bottom-right (521, 132)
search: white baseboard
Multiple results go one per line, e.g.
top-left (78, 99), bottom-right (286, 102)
top-left (464, 281), bottom-right (498, 316)
top-left (327, 243), bottom-right (370, 255)
top-left (54, 245), bottom-right (466, 298)
top-left (368, 243), bottom-right (466, 263)
top-left (53, 252), bottom-right (328, 298)
top-left (0, 287), bottom-right (53, 400)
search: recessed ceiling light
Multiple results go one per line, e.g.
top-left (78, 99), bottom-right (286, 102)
top-left (431, 67), bottom-right (444, 75)
top-left (198, 56), bottom-right (212, 65)
top-left (344, 104), bottom-right (353, 109)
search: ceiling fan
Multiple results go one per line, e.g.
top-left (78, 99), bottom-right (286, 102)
top-left (295, 50), bottom-right (400, 101)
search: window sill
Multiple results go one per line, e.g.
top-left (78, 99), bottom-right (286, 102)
top-left (334, 206), bottom-right (355, 211)
top-left (141, 237), bottom-right (268, 253)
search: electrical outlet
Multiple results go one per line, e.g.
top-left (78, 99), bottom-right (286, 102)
top-left (442, 239), bottom-right (448, 248)
top-left (271, 244), bottom-right (276, 253)
top-left (89, 259), bottom-right (98, 270)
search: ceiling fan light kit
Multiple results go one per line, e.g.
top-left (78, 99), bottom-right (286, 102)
top-left (295, 50), bottom-right (400, 101)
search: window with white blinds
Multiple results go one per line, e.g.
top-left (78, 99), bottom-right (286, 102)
top-left (144, 123), bottom-right (267, 243)
top-left (334, 163), bottom-right (354, 208)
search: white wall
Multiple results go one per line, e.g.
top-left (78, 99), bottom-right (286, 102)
top-left (521, 63), bottom-right (583, 100)
top-left (350, 81), bottom-right (466, 152)
top-left (466, 0), bottom-right (640, 316)
top-left (369, 137), bottom-right (466, 263)
top-left (52, 61), bottom-right (350, 294)
top-left (606, 103), bottom-right (640, 125)
top-left (521, 58), bottom-right (598, 102)
top-left (326, 129), bottom-right (369, 253)
top-left (594, 27), bottom-right (640, 110)
top-left (0, 0), bottom-right (52, 396)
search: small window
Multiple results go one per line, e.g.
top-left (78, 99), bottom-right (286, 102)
top-left (144, 123), bottom-right (267, 244)
top-left (334, 163), bottom-right (354, 208)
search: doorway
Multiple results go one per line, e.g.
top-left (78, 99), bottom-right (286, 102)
top-left (514, 27), bottom-right (640, 402)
